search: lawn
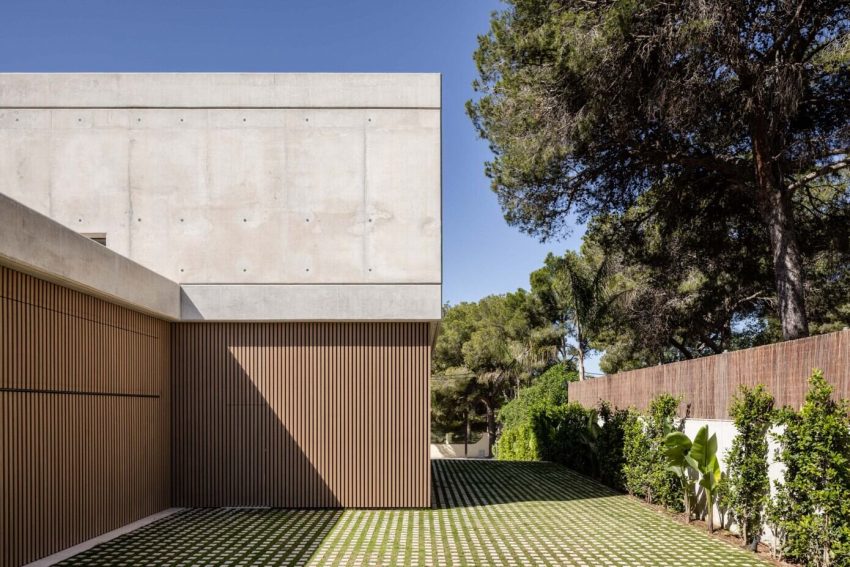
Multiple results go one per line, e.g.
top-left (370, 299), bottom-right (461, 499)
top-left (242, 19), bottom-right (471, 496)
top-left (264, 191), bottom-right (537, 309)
top-left (60, 459), bottom-right (768, 566)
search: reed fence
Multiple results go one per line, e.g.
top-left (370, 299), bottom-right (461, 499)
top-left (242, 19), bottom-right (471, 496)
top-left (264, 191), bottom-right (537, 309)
top-left (569, 329), bottom-right (850, 419)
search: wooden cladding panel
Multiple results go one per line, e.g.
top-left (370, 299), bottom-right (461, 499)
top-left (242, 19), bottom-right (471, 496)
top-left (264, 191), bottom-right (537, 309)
top-left (171, 322), bottom-right (431, 509)
top-left (570, 330), bottom-right (850, 419)
top-left (1, 266), bottom-right (170, 567)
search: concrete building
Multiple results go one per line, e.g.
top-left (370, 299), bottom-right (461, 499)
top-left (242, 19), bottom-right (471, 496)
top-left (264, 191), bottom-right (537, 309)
top-left (0, 73), bottom-right (441, 566)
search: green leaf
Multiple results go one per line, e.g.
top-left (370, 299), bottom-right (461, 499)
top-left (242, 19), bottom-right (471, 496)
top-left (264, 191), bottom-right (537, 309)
top-left (689, 426), bottom-right (707, 467)
top-left (662, 431), bottom-right (692, 463)
top-left (699, 455), bottom-right (721, 491)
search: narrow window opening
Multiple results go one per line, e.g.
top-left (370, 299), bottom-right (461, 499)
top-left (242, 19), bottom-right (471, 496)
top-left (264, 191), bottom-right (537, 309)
top-left (81, 233), bottom-right (107, 246)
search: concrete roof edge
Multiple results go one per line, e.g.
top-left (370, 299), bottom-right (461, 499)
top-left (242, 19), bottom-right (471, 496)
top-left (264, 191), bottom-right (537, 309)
top-left (0, 193), bottom-right (181, 320)
top-left (179, 283), bottom-right (443, 322)
top-left (0, 73), bottom-right (441, 109)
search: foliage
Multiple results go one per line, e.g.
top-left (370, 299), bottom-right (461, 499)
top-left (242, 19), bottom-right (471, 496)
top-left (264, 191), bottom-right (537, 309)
top-left (662, 424), bottom-right (724, 531)
top-left (431, 366), bottom-right (482, 444)
top-left (623, 394), bottom-right (683, 510)
top-left (533, 402), bottom-right (598, 476)
top-left (765, 496), bottom-right (787, 561)
top-left (715, 472), bottom-right (732, 530)
top-left (723, 385), bottom-right (775, 549)
top-left (587, 178), bottom-right (850, 373)
top-left (497, 377), bottom-right (630, 492)
top-left (469, 0), bottom-right (850, 340)
top-left (530, 248), bottom-right (621, 380)
top-left (595, 401), bottom-right (630, 491)
top-left (622, 409), bottom-right (652, 498)
top-left (586, 199), bottom-right (777, 372)
top-left (494, 421), bottom-right (540, 461)
top-left (504, 373), bottom-right (850, 557)
top-left (771, 370), bottom-right (850, 566)
top-left (498, 364), bottom-right (576, 431)
top-left (662, 430), bottom-right (696, 521)
top-left (432, 292), bottom-right (559, 455)
top-left (689, 425), bottom-right (722, 533)
top-left (495, 364), bottom-right (576, 460)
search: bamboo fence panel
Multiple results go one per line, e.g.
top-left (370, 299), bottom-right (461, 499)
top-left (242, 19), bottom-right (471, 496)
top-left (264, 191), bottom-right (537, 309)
top-left (570, 330), bottom-right (850, 418)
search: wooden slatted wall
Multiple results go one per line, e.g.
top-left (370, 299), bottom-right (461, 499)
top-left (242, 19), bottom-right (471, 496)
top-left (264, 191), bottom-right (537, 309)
top-left (569, 329), bottom-right (850, 419)
top-left (171, 322), bottom-right (431, 509)
top-left (0, 266), bottom-right (171, 567)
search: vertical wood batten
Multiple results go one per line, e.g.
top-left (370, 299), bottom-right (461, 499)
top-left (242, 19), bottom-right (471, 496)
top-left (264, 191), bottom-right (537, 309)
top-left (2, 265), bottom-right (433, 565)
top-left (0, 266), bottom-right (170, 567)
top-left (170, 321), bottom-right (432, 509)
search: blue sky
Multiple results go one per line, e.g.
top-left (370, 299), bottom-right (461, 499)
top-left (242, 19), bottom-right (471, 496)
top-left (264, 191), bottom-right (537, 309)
top-left (1, 1), bottom-right (599, 372)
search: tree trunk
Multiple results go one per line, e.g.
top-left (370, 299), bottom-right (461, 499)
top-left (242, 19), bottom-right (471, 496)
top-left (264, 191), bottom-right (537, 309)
top-left (752, 125), bottom-right (809, 340)
top-left (464, 413), bottom-right (470, 457)
top-left (484, 402), bottom-right (496, 458)
top-left (576, 323), bottom-right (586, 381)
top-left (577, 348), bottom-right (586, 381)
top-left (670, 338), bottom-right (693, 360)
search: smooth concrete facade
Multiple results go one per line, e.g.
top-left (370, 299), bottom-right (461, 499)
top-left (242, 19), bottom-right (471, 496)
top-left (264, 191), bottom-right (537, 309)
top-left (0, 73), bottom-right (441, 322)
top-left (0, 192), bottom-right (439, 324)
top-left (180, 283), bottom-right (441, 321)
top-left (2, 74), bottom-right (439, 565)
top-left (0, 73), bottom-right (440, 108)
top-left (0, 192), bottom-right (180, 319)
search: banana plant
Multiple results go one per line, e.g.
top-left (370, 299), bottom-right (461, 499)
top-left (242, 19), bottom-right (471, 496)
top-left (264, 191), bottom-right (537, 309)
top-left (662, 430), bottom-right (695, 521)
top-left (687, 425), bottom-right (722, 533)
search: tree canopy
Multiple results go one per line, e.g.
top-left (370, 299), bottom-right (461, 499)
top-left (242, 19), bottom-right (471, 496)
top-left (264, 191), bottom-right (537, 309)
top-left (530, 248), bottom-right (619, 380)
top-left (431, 291), bottom-right (562, 455)
top-left (468, 0), bottom-right (850, 341)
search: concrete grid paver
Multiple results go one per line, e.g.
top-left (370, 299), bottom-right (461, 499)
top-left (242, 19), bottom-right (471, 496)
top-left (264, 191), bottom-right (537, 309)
top-left (59, 460), bottom-right (768, 566)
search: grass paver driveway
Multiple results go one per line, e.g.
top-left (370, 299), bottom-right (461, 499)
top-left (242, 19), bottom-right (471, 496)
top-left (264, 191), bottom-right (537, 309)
top-left (61, 459), bottom-right (768, 566)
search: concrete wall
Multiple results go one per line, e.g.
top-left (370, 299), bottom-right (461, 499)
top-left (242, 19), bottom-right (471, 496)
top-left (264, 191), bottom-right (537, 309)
top-left (0, 73), bottom-right (441, 322)
top-left (682, 419), bottom-right (784, 546)
top-left (0, 192), bottom-right (180, 320)
top-left (430, 434), bottom-right (490, 459)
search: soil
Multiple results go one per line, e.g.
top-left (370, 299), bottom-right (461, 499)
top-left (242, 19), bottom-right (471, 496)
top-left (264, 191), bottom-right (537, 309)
top-left (627, 494), bottom-right (795, 567)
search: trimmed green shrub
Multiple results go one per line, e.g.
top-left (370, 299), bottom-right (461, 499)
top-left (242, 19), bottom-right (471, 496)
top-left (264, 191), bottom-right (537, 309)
top-left (722, 385), bottom-right (774, 550)
top-left (623, 394), bottom-right (683, 510)
top-left (498, 392), bottom-right (630, 490)
top-left (535, 402), bottom-right (597, 475)
top-left (770, 369), bottom-right (850, 566)
top-left (497, 397), bottom-right (597, 476)
top-left (596, 401), bottom-right (630, 491)
top-left (495, 421), bottom-right (539, 461)
top-left (498, 364), bottom-right (575, 431)
top-left (495, 365), bottom-right (576, 460)
top-left (498, 381), bottom-right (686, 505)
top-left (623, 408), bottom-right (650, 498)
